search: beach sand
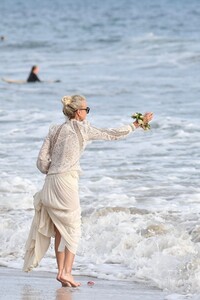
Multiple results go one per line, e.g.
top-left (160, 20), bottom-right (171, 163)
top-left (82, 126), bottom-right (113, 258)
top-left (0, 267), bottom-right (169, 300)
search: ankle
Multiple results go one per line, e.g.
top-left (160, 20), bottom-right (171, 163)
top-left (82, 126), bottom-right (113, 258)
top-left (62, 270), bottom-right (71, 276)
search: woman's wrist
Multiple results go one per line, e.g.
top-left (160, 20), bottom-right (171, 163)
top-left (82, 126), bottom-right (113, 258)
top-left (133, 121), bottom-right (140, 128)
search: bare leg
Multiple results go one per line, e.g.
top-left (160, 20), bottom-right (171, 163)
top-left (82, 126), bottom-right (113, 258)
top-left (60, 248), bottom-right (81, 287)
top-left (54, 226), bottom-right (80, 287)
top-left (54, 226), bottom-right (65, 282)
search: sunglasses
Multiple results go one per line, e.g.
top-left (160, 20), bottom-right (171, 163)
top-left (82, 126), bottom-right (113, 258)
top-left (79, 107), bottom-right (90, 114)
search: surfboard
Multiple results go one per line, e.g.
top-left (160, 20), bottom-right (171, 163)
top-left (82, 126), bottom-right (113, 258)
top-left (2, 78), bottom-right (61, 84)
top-left (2, 78), bottom-right (27, 84)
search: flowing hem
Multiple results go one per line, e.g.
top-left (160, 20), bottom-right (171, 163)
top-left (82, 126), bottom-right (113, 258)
top-left (23, 173), bottom-right (81, 272)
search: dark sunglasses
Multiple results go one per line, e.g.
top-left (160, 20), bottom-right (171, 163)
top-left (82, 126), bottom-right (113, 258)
top-left (79, 107), bottom-right (90, 114)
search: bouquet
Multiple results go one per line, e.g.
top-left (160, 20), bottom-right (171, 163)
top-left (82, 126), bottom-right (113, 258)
top-left (131, 112), bottom-right (151, 130)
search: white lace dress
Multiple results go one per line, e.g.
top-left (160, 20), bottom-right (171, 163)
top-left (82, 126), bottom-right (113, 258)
top-left (23, 119), bottom-right (136, 272)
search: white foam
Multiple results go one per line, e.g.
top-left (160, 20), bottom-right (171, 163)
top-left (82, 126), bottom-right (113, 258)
top-left (0, 175), bottom-right (37, 209)
top-left (76, 208), bottom-right (200, 293)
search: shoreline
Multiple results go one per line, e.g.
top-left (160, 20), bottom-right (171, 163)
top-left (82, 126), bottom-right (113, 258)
top-left (0, 266), bottom-right (169, 300)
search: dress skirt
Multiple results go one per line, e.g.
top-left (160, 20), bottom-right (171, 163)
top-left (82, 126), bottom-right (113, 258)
top-left (23, 172), bottom-right (81, 272)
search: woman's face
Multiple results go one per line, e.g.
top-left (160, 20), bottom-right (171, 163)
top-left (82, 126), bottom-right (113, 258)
top-left (76, 100), bottom-right (89, 121)
top-left (34, 66), bottom-right (39, 74)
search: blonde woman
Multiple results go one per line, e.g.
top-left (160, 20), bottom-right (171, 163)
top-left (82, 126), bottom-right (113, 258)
top-left (23, 95), bottom-right (153, 287)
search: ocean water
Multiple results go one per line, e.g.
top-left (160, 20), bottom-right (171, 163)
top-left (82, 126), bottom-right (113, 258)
top-left (0, 0), bottom-right (200, 298)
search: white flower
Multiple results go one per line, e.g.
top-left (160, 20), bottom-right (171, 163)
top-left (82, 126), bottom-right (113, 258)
top-left (131, 112), bottom-right (151, 130)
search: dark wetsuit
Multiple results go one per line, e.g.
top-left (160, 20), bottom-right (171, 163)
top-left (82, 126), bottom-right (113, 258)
top-left (27, 72), bottom-right (41, 82)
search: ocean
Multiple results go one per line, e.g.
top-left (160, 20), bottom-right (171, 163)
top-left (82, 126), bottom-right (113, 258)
top-left (0, 0), bottom-right (200, 298)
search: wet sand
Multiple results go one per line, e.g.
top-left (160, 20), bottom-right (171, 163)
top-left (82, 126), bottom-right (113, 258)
top-left (0, 267), bottom-right (170, 300)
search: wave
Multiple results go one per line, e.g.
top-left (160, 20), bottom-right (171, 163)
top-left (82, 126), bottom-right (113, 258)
top-left (79, 207), bottom-right (200, 293)
top-left (1, 204), bottom-right (200, 294)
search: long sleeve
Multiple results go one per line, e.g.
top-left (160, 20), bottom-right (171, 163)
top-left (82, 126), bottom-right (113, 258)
top-left (36, 120), bottom-right (136, 176)
top-left (80, 122), bottom-right (136, 142)
top-left (36, 126), bottom-right (58, 174)
top-left (36, 135), bottom-right (51, 174)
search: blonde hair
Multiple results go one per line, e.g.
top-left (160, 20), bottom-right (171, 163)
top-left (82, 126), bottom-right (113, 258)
top-left (61, 95), bottom-right (86, 119)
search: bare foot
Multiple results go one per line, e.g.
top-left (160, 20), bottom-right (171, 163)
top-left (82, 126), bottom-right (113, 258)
top-left (57, 273), bottom-right (72, 287)
top-left (60, 273), bottom-right (81, 287)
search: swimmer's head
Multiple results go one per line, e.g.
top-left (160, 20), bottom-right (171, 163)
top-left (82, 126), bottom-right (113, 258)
top-left (31, 65), bottom-right (39, 74)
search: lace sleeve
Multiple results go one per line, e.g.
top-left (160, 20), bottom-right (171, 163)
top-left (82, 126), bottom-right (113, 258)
top-left (83, 122), bottom-right (135, 141)
top-left (36, 126), bottom-right (56, 174)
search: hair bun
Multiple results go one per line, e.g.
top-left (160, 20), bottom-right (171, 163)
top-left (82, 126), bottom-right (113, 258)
top-left (61, 96), bottom-right (72, 106)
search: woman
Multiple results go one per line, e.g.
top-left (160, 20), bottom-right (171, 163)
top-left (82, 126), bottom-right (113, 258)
top-left (23, 95), bottom-right (153, 287)
top-left (27, 65), bottom-right (41, 82)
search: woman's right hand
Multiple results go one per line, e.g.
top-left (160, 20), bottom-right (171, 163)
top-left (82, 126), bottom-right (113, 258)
top-left (143, 112), bottom-right (153, 124)
top-left (132, 112), bottom-right (153, 130)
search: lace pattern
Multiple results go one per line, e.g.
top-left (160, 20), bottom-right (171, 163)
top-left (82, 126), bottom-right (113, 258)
top-left (36, 120), bottom-right (135, 175)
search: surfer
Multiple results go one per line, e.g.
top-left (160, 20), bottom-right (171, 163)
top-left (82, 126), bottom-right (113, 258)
top-left (2, 65), bottom-right (60, 84)
top-left (27, 65), bottom-right (41, 82)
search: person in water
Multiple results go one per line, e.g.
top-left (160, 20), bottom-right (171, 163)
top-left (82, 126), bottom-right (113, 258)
top-left (27, 65), bottom-right (60, 83)
top-left (23, 94), bottom-right (153, 287)
top-left (27, 65), bottom-right (41, 82)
